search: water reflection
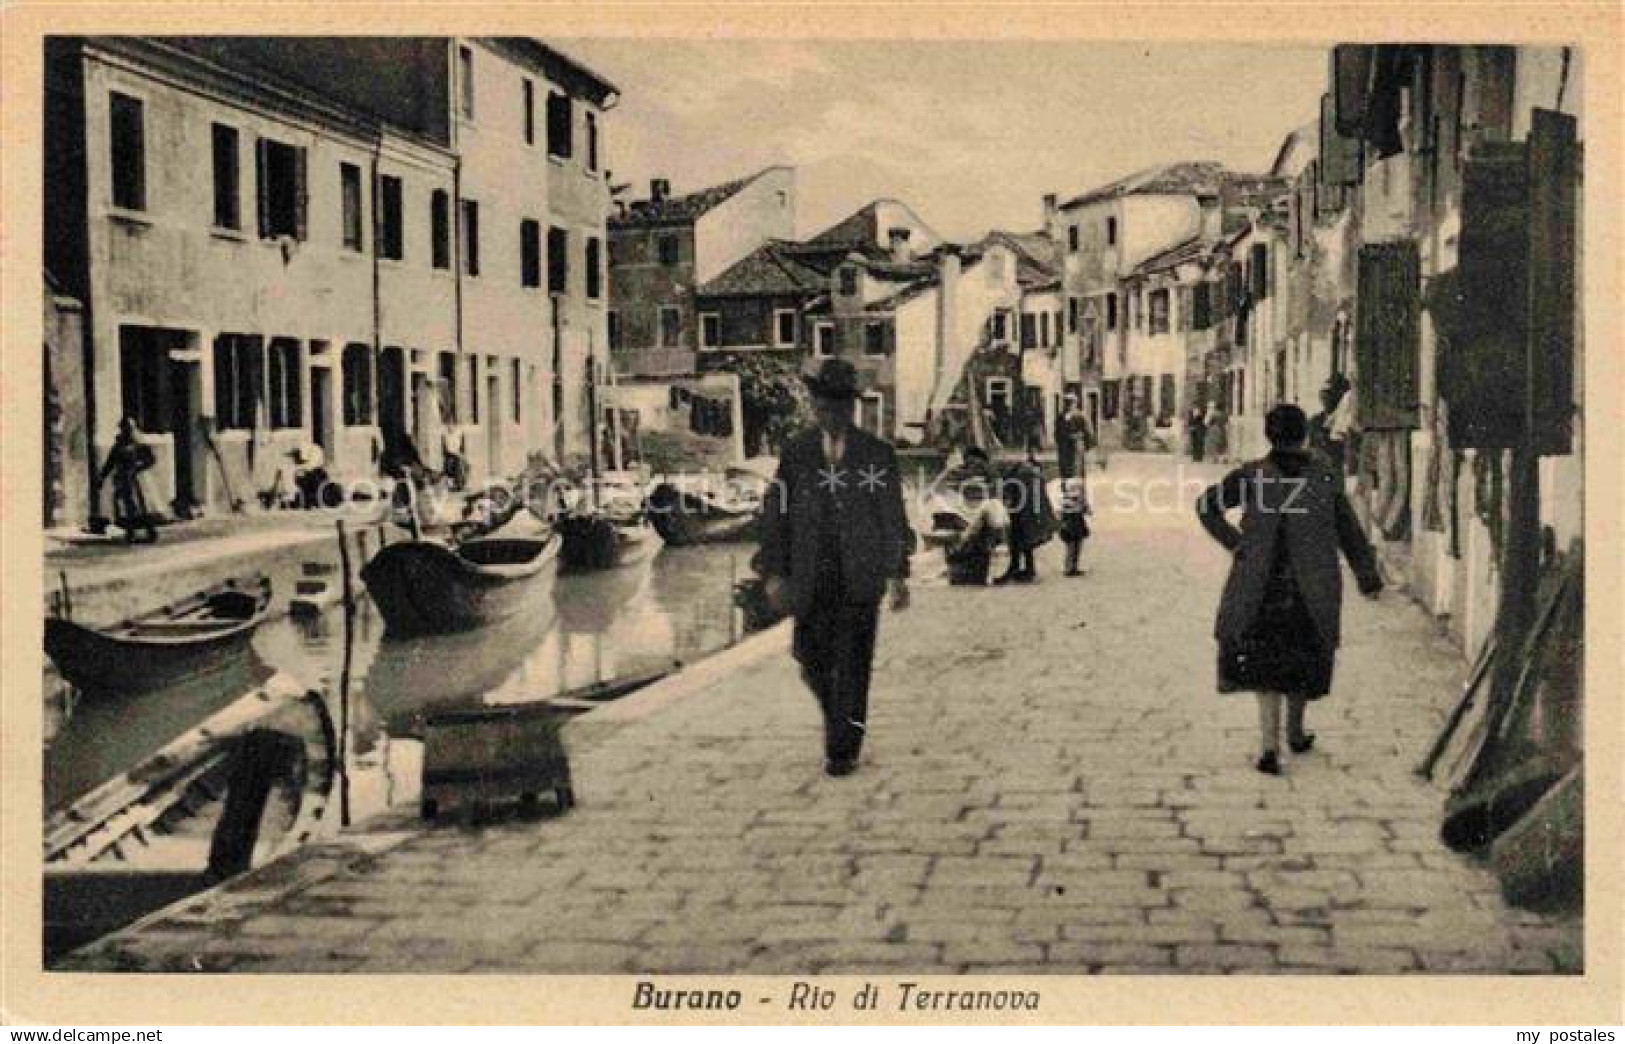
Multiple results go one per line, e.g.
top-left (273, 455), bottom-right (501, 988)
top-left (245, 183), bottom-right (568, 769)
top-left (46, 542), bottom-right (754, 840)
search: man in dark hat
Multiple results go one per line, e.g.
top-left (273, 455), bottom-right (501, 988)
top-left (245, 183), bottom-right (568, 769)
top-left (757, 358), bottom-right (916, 777)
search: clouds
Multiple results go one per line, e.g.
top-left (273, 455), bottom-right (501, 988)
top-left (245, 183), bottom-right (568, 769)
top-left (561, 39), bottom-right (1326, 240)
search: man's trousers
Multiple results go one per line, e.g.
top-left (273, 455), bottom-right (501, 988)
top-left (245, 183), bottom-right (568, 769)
top-left (792, 597), bottom-right (881, 763)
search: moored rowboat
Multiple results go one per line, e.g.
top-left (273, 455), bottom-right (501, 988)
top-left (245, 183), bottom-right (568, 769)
top-left (44, 577), bottom-right (272, 695)
top-left (360, 535), bottom-right (560, 636)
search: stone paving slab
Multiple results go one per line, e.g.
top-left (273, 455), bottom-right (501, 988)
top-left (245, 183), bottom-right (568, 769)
top-left (58, 456), bottom-right (1583, 974)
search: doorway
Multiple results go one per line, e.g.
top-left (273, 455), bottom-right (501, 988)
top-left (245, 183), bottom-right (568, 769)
top-left (310, 366), bottom-right (334, 460)
top-left (167, 356), bottom-right (202, 517)
top-left (119, 325), bottom-right (201, 518)
top-left (378, 347), bottom-right (407, 439)
top-left (486, 372), bottom-right (501, 478)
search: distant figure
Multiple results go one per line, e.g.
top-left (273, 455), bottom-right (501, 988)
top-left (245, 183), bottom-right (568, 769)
top-left (441, 429), bottom-right (468, 491)
top-left (1196, 403), bottom-right (1384, 776)
top-left (1059, 476), bottom-right (1091, 577)
top-left (1057, 399), bottom-right (1096, 480)
top-left (380, 431), bottom-right (429, 529)
top-left (995, 451), bottom-right (1051, 585)
top-left (93, 416), bottom-right (159, 544)
top-left (1188, 405), bottom-right (1208, 462)
top-left (1309, 374), bottom-right (1353, 475)
top-left (1205, 403), bottom-right (1229, 461)
top-left (289, 442), bottom-right (332, 509)
top-left (380, 431), bottom-right (427, 483)
top-left (757, 358), bottom-right (916, 778)
top-left (945, 476), bottom-right (1009, 586)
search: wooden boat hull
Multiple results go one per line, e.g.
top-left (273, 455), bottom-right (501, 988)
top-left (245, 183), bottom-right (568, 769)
top-left (646, 483), bottom-right (759, 546)
top-left (360, 535), bottom-right (560, 637)
top-left (557, 515), bottom-right (658, 572)
top-left (44, 579), bottom-right (272, 696)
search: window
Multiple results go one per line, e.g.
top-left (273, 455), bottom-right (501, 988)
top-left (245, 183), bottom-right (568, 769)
top-left (657, 234), bottom-right (680, 266)
top-left (340, 163), bottom-right (364, 251)
top-left (522, 78), bottom-right (535, 145)
top-left (267, 339), bottom-right (303, 430)
top-left (700, 313), bottom-right (721, 349)
top-left (859, 392), bottom-right (884, 435)
top-left (1251, 243), bottom-right (1269, 299)
top-left (467, 355), bottom-right (479, 424)
top-left (548, 226), bottom-right (568, 294)
top-left (547, 91), bottom-right (572, 160)
top-left (1105, 293), bottom-right (1118, 331)
top-left (109, 92), bottom-right (145, 211)
top-left (458, 45), bottom-right (475, 120)
top-left (377, 174), bottom-right (403, 260)
top-left (586, 237), bottom-right (602, 299)
top-left (520, 219), bottom-right (541, 287)
top-left (212, 334), bottom-right (263, 430)
top-left (1038, 311), bottom-right (1050, 347)
top-left (775, 309), bottom-right (796, 347)
top-left (1068, 297), bottom-right (1079, 334)
top-left (1158, 374), bottom-right (1176, 425)
top-left (1192, 282), bottom-right (1213, 331)
top-left (511, 358), bottom-right (522, 423)
top-left (1106, 216), bottom-right (1118, 246)
top-left (256, 138), bottom-right (307, 240)
top-left (988, 309), bottom-right (1009, 344)
top-left (118, 329), bottom-right (172, 434)
top-left (1149, 288), bottom-right (1170, 335)
top-left (814, 323), bottom-right (834, 358)
top-left (658, 306), bottom-right (682, 348)
top-left (341, 343), bottom-right (373, 425)
top-left (1102, 379), bottom-right (1119, 420)
top-left (839, 267), bottom-right (859, 297)
top-left (586, 111), bottom-right (600, 172)
top-left (430, 190), bottom-right (450, 270)
top-left (211, 124), bottom-right (240, 230)
top-left (1053, 310), bottom-right (1063, 346)
top-left (864, 321), bottom-right (886, 356)
top-left (607, 310), bottom-right (622, 351)
top-left (1021, 313), bottom-right (1036, 349)
top-left (439, 352), bottom-right (459, 424)
top-left (461, 199), bottom-right (480, 276)
top-left (1068, 225), bottom-right (1079, 252)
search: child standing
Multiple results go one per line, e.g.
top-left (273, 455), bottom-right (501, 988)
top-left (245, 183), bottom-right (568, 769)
top-left (1060, 476), bottom-right (1091, 576)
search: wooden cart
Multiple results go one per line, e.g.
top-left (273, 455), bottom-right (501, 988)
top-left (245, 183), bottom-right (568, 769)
top-left (419, 704), bottom-right (574, 821)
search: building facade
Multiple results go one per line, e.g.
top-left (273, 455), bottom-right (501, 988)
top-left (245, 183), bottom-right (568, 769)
top-left (43, 36), bottom-right (618, 521)
top-left (606, 167), bottom-right (795, 379)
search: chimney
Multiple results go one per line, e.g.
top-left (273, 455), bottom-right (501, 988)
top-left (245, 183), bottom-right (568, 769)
top-left (650, 178), bottom-right (670, 204)
top-left (1199, 198), bottom-right (1223, 242)
top-left (934, 245), bottom-right (962, 391)
top-left (1042, 193), bottom-right (1059, 236)
top-left (887, 227), bottom-right (914, 262)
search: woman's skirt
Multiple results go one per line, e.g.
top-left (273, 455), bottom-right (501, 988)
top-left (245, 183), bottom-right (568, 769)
top-left (1217, 575), bottom-right (1335, 698)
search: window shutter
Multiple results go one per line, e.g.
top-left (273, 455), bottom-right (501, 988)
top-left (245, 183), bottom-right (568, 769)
top-left (294, 146), bottom-right (309, 241)
top-left (255, 140), bottom-right (269, 239)
top-left (1446, 112), bottom-right (1577, 453)
top-left (1354, 240), bottom-right (1421, 430)
top-left (1527, 109), bottom-right (1577, 456)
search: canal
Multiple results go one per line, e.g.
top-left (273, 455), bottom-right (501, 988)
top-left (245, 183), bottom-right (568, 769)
top-left (43, 542), bottom-right (754, 960)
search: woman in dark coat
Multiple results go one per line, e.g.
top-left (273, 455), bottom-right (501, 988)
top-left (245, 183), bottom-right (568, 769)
top-left (1195, 404), bottom-right (1384, 775)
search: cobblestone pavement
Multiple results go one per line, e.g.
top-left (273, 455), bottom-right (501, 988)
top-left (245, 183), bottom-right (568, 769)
top-left (61, 455), bottom-right (1582, 974)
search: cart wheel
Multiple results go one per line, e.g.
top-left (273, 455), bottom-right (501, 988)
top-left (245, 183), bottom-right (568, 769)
top-left (420, 798), bottom-right (439, 820)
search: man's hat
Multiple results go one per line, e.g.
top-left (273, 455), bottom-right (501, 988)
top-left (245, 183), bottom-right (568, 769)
top-left (803, 357), bottom-right (862, 399)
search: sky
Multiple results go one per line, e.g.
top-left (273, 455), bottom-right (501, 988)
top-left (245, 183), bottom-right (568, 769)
top-left (559, 40), bottom-right (1329, 242)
